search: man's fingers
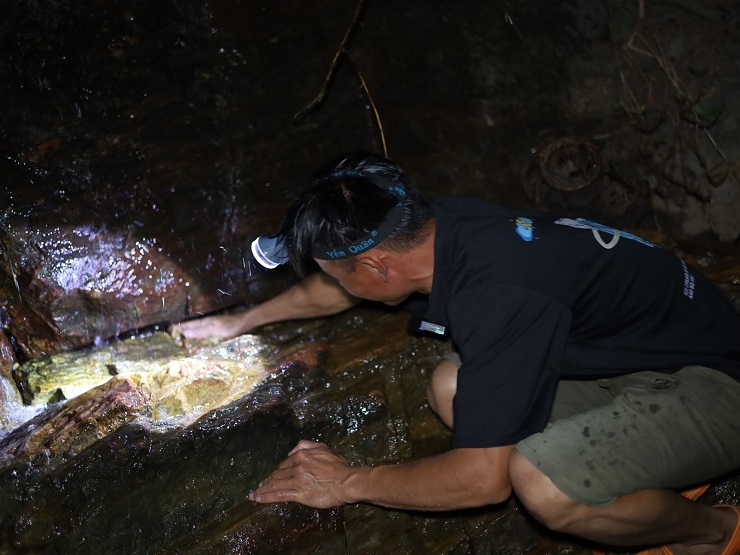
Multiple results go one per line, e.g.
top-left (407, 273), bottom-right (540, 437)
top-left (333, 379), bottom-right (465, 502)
top-left (275, 446), bottom-right (319, 470)
top-left (174, 319), bottom-right (213, 339)
top-left (249, 483), bottom-right (297, 504)
top-left (288, 439), bottom-right (328, 455)
top-left (265, 465), bottom-right (300, 483)
top-left (251, 467), bottom-right (308, 502)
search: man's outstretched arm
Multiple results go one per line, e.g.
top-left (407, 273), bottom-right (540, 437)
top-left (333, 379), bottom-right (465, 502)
top-left (175, 272), bottom-right (360, 339)
top-left (249, 440), bottom-right (514, 511)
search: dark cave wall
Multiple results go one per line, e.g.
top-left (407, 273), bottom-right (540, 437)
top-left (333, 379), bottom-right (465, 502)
top-left (1, 0), bottom-right (739, 363)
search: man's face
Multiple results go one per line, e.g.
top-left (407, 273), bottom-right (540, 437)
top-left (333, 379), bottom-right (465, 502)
top-left (316, 258), bottom-right (411, 306)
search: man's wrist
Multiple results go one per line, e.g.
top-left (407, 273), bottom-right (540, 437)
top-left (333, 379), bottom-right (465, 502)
top-left (340, 465), bottom-right (373, 505)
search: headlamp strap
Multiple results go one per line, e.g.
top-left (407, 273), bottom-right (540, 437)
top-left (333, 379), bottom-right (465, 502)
top-left (311, 171), bottom-right (407, 261)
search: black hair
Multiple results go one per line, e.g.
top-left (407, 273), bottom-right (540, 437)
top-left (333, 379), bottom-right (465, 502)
top-left (279, 152), bottom-right (434, 276)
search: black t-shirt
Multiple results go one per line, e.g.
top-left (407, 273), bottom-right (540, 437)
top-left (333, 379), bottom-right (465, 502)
top-left (423, 197), bottom-right (740, 448)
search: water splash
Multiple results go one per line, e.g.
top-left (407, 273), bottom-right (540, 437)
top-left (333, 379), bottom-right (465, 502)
top-left (0, 374), bottom-right (42, 440)
top-left (1, 331), bottom-right (275, 437)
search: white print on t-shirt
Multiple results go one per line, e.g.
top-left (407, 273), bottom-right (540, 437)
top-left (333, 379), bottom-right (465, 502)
top-left (554, 218), bottom-right (656, 249)
top-left (680, 259), bottom-right (696, 299)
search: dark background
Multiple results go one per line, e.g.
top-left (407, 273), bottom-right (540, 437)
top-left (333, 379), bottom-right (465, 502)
top-left (1, 0), bottom-right (739, 362)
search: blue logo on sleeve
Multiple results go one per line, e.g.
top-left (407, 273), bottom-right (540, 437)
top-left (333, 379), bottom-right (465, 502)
top-left (515, 217), bottom-right (535, 241)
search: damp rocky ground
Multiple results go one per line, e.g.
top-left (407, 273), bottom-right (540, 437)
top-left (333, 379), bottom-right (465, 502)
top-left (2, 299), bottom-right (740, 555)
top-left (0, 305), bottom-right (582, 555)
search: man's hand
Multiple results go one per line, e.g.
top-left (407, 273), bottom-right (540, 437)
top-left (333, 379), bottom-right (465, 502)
top-left (174, 311), bottom-right (255, 340)
top-left (172, 273), bottom-right (360, 341)
top-left (249, 440), bottom-right (514, 511)
top-left (249, 440), bottom-right (356, 509)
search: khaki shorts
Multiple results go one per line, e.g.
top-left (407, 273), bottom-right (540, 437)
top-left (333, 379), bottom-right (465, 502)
top-left (516, 366), bottom-right (740, 506)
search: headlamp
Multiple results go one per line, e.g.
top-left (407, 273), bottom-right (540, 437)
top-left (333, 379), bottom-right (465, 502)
top-left (251, 172), bottom-right (406, 270)
top-left (250, 235), bottom-right (289, 269)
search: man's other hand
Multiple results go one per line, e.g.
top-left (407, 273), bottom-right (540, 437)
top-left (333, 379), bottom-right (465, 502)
top-left (249, 440), bottom-right (355, 509)
top-left (173, 311), bottom-right (254, 340)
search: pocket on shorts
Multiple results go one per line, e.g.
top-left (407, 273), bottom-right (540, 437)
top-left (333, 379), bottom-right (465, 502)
top-left (596, 371), bottom-right (679, 397)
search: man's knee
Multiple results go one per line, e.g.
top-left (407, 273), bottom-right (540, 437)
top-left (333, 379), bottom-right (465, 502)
top-left (427, 357), bottom-right (458, 429)
top-left (509, 449), bottom-right (582, 532)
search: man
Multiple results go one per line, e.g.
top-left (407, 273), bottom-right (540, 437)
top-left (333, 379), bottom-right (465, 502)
top-left (179, 153), bottom-right (740, 554)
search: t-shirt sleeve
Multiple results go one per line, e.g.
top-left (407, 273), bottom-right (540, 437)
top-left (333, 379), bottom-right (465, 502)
top-left (450, 285), bottom-right (572, 448)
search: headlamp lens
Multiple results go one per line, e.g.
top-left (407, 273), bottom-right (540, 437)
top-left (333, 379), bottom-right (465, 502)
top-left (251, 235), bottom-right (289, 269)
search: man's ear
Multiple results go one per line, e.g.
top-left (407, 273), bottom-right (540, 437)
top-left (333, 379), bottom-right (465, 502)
top-left (357, 253), bottom-right (390, 283)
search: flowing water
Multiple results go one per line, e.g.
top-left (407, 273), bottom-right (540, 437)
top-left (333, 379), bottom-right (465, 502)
top-left (0, 375), bottom-right (40, 438)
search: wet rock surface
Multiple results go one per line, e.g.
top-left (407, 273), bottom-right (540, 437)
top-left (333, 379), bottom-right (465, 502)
top-left (0, 307), bottom-right (574, 554)
top-left (1, 375), bottom-right (148, 463)
top-left (2, 305), bottom-right (739, 554)
top-left (3, 0), bottom-right (740, 363)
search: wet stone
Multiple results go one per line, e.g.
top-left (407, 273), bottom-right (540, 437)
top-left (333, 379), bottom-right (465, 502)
top-left (0, 306), bottom-right (600, 555)
top-left (0, 375), bottom-right (149, 464)
top-left (1, 304), bottom-right (740, 554)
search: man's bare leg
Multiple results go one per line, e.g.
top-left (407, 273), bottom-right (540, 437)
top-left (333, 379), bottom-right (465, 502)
top-left (426, 357), bottom-right (458, 429)
top-left (509, 450), bottom-right (738, 554)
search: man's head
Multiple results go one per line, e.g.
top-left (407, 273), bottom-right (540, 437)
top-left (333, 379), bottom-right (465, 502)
top-left (279, 152), bottom-right (434, 278)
